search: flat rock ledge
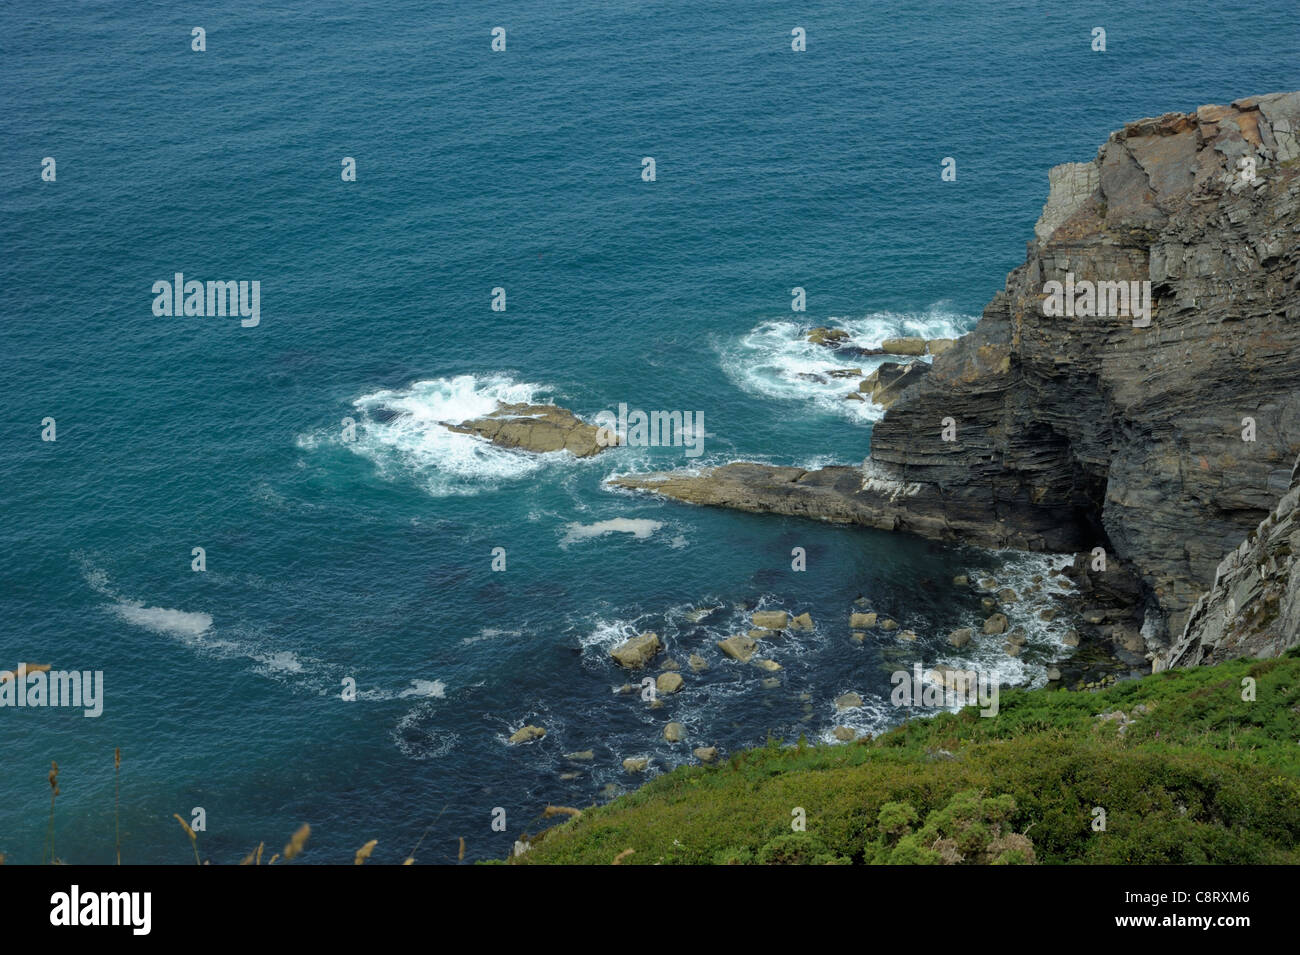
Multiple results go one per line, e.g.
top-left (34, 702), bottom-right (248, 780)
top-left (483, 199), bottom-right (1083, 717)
top-left (444, 401), bottom-right (614, 457)
top-left (608, 460), bottom-right (1083, 552)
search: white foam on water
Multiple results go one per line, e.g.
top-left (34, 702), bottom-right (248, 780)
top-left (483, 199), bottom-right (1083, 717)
top-left (578, 616), bottom-right (648, 652)
top-left (927, 551), bottom-right (1079, 692)
top-left (111, 601), bottom-right (214, 637)
top-left (253, 650), bottom-right (305, 674)
top-left (718, 305), bottom-right (974, 423)
top-left (391, 701), bottom-right (460, 760)
top-left (820, 692), bottom-right (893, 743)
top-left (398, 679), bottom-right (448, 699)
top-left (462, 627), bottom-right (522, 646)
top-left (302, 374), bottom-right (598, 497)
top-left (81, 559), bottom-right (401, 701)
top-left (834, 304), bottom-right (971, 350)
top-left (561, 517), bottom-right (664, 546)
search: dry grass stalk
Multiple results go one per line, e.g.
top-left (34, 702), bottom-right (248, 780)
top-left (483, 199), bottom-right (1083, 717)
top-left (542, 805), bottom-right (583, 819)
top-left (354, 840), bottom-right (378, 865)
top-left (113, 748), bottom-right (122, 865)
top-left (282, 824), bottom-right (311, 862)
top-left (173, 813), bottom-right (200, 865)
top-left (239, 841), bottom-right (265, 866)
top-left (44, 762), bottom-right (60, 864)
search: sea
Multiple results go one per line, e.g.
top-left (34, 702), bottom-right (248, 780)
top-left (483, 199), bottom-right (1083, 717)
top-left (2, 0), bottom-right (1294, 863)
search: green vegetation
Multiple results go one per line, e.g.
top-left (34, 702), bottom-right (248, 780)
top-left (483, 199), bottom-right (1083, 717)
top-left (510, 650), bottom-right (1300, 864)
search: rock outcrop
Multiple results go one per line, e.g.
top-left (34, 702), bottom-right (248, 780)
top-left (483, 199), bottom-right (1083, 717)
top-left (508, 725), bottom-right (546, 744)
top-left (611, 93), bottom-right (1300, 655)
top-left (445, 401), bottom-right (613, 456)
top-left (610, 632), bottom-right (662, 668)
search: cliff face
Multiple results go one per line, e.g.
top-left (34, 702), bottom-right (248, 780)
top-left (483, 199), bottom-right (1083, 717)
top-left (872, 91), bottom-right (1300, 644)
top-left (1160, 453), bottom-right (1300, 667)
top-left (615, 92), bottom-right (1300, 656)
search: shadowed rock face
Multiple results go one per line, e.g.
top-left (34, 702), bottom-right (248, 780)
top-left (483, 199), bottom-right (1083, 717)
top-left (613, 92), bottom-right (1300, 655)
top-left (1161, 454), bottom-right (1300, 668)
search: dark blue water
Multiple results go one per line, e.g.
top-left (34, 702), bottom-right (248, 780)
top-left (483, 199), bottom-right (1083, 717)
top-left (2, 0), bottom-right (1294, 863)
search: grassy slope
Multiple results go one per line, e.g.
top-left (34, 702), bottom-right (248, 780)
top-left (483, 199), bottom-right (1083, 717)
top-left (509, 650), bottom-right (1300, 864)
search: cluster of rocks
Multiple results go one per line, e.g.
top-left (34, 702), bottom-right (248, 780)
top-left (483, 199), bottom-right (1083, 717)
top-left (847, 603), bottom-right (908, 642)
top-left (803, 331), bottom-right (956, 409)
top-left (831, 690), bottom-right (865, 742)
top-left (716, 610), bottom-right (812, 667)
top-left (941, 575), bottom-right (1041, 659)
top-left (509, 634), bottom-right (721, 774)
top-left (806, 328), bottom-right (956, 360)
top-left (519, 608), bottom-right (817, 774)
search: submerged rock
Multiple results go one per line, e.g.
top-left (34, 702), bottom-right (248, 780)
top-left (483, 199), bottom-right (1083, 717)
top-left (508, 725), bottom-right (545, 744)
top-left (807, 327), bottom-right (850, 346)
top-left (790, 612), bottom-right (815, 630)
top-left (687, 653), bottom-right (710, 672)
top-left (948, 628), bottom-right (974, 648)
top-left (982, 613), bottom-right (1009, 635)
top-left (850, 611), bottom-right (877, 629)
top-left (622, 757), bottom-right (649, 773)
top-left (684, 606), bottom-right (718, 623)
top-left (835, 692), bottom-right (863, 711)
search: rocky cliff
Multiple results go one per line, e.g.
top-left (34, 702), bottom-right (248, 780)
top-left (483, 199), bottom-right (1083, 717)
top-left (614, 92), bottom-right (1300, 660)
top-left (1160, 453), bottom-right (1300, 667)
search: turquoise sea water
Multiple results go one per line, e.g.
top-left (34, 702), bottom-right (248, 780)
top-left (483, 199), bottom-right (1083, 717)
top-left (2, 0), bottom-right (1295, 863)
